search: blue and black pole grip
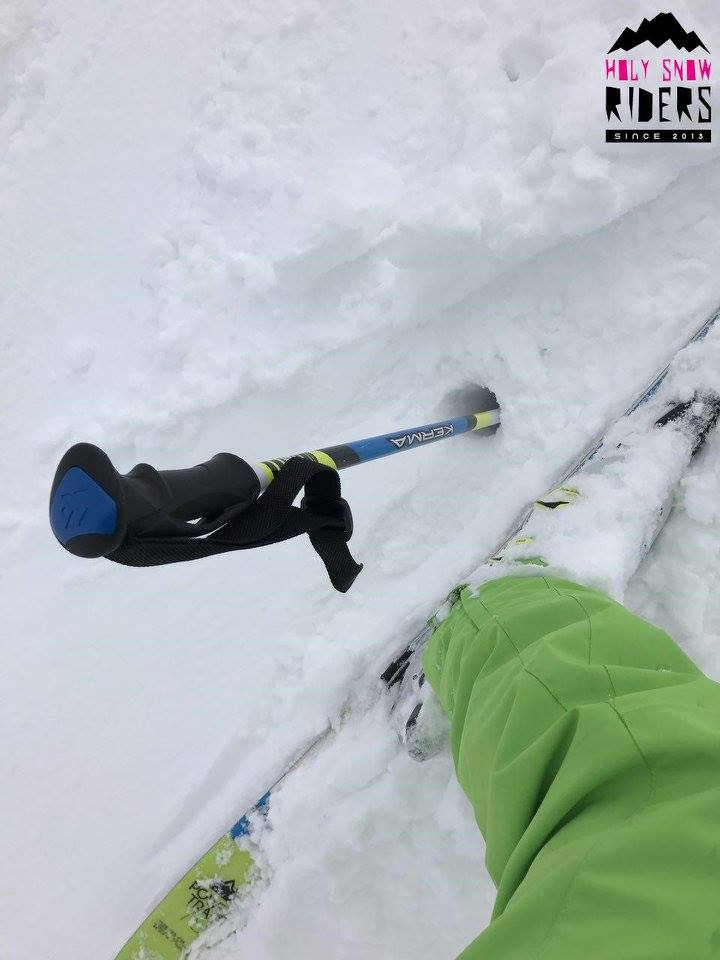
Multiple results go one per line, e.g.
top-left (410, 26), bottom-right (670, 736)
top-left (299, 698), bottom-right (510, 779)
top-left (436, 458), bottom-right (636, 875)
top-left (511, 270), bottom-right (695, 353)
top-left (49, 443), bottom-right (261, 559)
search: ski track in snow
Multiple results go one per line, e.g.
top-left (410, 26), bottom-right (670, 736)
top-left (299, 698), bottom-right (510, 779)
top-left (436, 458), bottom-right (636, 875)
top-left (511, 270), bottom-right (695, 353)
top-left (2, 1), bottom-right (720, 957)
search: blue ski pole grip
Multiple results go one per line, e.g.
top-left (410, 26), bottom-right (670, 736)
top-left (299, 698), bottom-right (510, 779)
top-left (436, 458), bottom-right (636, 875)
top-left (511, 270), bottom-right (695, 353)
top-left (50, 443), bottom-right (262, 559)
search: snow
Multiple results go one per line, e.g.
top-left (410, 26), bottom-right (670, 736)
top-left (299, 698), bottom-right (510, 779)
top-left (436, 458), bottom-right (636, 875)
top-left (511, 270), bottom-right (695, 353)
top-left (463, 334), bottom-right (720, 600)
top-left (2, 2), bottom-right (720, 958)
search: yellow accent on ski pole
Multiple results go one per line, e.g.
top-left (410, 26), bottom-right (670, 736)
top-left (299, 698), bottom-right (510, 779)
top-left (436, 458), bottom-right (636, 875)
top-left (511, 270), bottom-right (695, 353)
top-left (310, 450), bottom-right (338, 469)
top-left (258, 462), bottom-right (274, 484)
top-left (473, 410), bottom-right (500, 430)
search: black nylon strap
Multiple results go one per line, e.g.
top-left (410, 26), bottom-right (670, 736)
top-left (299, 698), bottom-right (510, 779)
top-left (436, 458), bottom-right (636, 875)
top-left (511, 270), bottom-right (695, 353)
top-left (108, 457), bottom-right (363, 592)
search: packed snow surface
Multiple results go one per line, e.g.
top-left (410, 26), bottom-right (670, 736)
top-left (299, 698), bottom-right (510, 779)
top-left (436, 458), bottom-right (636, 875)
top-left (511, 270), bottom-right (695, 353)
top-left (2, 2), bottom-right (720, 958)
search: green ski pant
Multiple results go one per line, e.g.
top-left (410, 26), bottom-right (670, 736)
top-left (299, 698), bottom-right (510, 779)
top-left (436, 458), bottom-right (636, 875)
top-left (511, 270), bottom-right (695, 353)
top-left (423, 576), bottom-right (720, 960)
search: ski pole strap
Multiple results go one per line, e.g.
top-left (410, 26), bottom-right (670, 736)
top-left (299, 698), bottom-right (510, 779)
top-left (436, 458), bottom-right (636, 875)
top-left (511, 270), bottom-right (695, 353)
top-left (50, 444), bottom-right (362, 593)
top-left (109, 456), bottom-right (362, 592)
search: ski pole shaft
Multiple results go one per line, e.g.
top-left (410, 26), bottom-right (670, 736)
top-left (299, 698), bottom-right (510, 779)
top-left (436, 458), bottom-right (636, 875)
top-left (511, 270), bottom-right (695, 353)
top-left (252, 408), bottom-right (500, 489)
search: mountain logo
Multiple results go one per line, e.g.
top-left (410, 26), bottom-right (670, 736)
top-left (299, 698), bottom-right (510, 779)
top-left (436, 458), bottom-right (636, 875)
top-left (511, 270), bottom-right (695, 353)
top-left (186, 877), bottom-right (238, 931)
top-left (609, 12), bottom-right (708, 54)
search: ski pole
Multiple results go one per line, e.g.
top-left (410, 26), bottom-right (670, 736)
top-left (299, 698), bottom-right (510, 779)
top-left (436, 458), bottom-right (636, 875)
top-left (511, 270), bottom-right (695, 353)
top-left (250, 408), bottom-right (500, 490)
top-left (49, 403), bottom-right (500, 591)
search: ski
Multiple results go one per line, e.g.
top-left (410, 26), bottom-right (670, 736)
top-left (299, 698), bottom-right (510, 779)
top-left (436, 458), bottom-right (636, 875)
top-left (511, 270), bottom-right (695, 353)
top-left (388, 388), bottom-right (720, 759)
top-left (113, 306), bottom-right (720, 960)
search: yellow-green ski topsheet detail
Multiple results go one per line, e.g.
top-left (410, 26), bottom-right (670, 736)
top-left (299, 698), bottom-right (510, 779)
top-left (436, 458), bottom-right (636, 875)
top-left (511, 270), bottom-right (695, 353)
top-left (536, 485), bottom-right (582, 508)
top-left (115, 833), bottom-right (255, 960)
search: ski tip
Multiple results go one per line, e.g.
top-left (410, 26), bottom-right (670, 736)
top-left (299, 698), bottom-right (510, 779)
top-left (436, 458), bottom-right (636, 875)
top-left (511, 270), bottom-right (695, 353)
top-left (49, 443), bottom-right (127, 558)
